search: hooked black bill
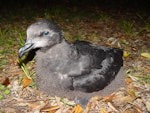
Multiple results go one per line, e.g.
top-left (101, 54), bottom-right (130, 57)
top-left (18, 43), bottom-right (34, 58)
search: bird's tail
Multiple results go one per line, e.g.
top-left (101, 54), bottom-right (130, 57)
top-left (113, 48), bottom-right (123, 66)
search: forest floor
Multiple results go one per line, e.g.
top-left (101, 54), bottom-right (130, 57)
top-left (0, 1), bottom-right (150, 113)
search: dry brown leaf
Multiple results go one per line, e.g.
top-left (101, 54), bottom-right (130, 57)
top-left (10, 70), bottom-right (24, 76)
top-left (133, 108), bottom-right (141, 113)
top-left (124, 110), bottom-right (132, 113)
top-left (125, 84), bottom-right (137, 97)
top-left (105, 42), bottom-right (111, 46)
top-left (55, 96), bottom-right (63, 110)
top-left (107, 102), bottom-right (118, 112)
top-left (99, 107), bottom-right (108, 113)
top-left (55, 109), bottom-right (63, 113)
top-left (29, 103), bottom-right (44, 111)
top-left (87, 103), bottom-right (92, 110)
top-left (48, 110), bottom-right (58, 113)
top-left (22, 77), bottom-right (32, 88)
top-left (67, 107), bottom-right (74, 113)
top-left (19, 102), bottom-right (45, 112)
top-left (102, 94), bottom-right (115, 102)
top-left (90, 96), bottom-right (101, 102)
top-left (2, 77), bottom-right (10, 86)
top-left (126, 89), bottom-right (136, 98)
top-left (2, 107), bottom-right (16, 113)
top-left (118, 95), bottom-right (134, 103)
top-left (113, 95), bottom-right (135, 106)
top-left (41, 105), bottom-right (59, 112)
top-left (146, 101), bottom-right (150, 112)
top-left (74, 104), bottom-right (83, 113)
top-left (135, 105), bottom-right (142, 113)
top-left (29, 103), bottom-right (40, 110)
top-left (125, 78), bottom-right (133, 84)
top-left (128, 84), bottom-right (136, 90)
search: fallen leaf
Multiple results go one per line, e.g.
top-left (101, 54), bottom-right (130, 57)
top-left (2, 77), bottom-right (10, 86)
top-left (22, 77), bottom-right (32, 88)
top-left (125, 84), bottom-right (137, 96)
top-left (107, 102), bottom-right (118, 112)
top-left (55, 109), bottom-right (63, 113)
top-left (126, 89), bottom-right (136, 98)
top-left (90, 96), bottom-right (101, 102)
top-left (102, 94), bottom-right (115, 102)
top-left (133, 104), bottom-right (142, 112)
top-left (141, 53), bottom-right (150, 59)
top-left (99, 107), bottom-right (108, 113)
top-left (125, 78), bottom-right (133, 84)
top-left (124, 110), bottom-right (132, 113)
top-left (113, 94), bottom-right (135, 106)
top-left (87, 103), bottom-right (92, 110)
top-left (41, 105), bottom-right (59, 112)
top-left (74, 104), bottom-right (83, 113)
top-left (0, 95), bottom-right (3, 100)
top-left (28, 102), bottom-right (46, 112)
top-left (60, 98), bottom-right (75, 106)
top-left (0, 84), bottom-right (5, 90)
top-left (117, 95), bottom-right (134, 103)
top-left (55, 96), bottom-right (63, 110)
top-left (146, 101), bottom-right (150, 112)
top-left (123, 51), bottom-right (130, 57)
top-left (2, 107), bottom-right (16, 113)
top-left (67, 108), bottom-right (74, 113)
top-left (4, 89), bottom-right (10, 95)
top-left (133, 108), bottom-right (141, 113)
top-left (29, 103), bottom-right (41, 110)
top-left (105, 42), bottom-right (111, 46)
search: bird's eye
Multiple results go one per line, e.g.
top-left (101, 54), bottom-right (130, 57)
top-left (44, 31), bottom-right (49, 35)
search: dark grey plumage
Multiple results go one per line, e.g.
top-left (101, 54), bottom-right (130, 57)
top-left (18, 19), bottom-right (124, 107)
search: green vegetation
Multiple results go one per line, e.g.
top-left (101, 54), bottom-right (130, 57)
top-left (119, 20), bottom-right (134, 35)
top-left (0, 84), bottom-right (11, 100)
top-left (95, 13), bottom-right (109, 21)
top-left (19, 62), bottom-right (31, 79)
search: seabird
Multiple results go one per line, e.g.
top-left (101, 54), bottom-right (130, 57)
top-left (18, 19), bottom-right (124, 108)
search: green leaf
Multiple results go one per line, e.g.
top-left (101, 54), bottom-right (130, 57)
top-left (19, 61), bottom-right (31, 79)
top-left (0, 85), bottom-right (5, 90)
top-left (4, 89), bottom-right (10, 95)
top-left (0, 95), bottom-right (3, 100)
top-left (1, 60), bottom-right (7, 65)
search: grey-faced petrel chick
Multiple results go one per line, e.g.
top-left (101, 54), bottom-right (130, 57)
top-left (18, 19), bottom-right (124, 108)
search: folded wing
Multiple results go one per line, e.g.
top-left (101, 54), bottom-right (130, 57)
top-left (72, 41), bottom-right (123, 92)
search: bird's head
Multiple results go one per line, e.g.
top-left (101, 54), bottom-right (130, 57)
top-left (18, 19), bottom-right (63, 58)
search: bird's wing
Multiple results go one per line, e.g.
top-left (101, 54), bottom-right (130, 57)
top-left (72, 40), bottom-right (123, 92)
top-left (73, 40), bottom-right (123, 69)
top-left (73, 40), bottom-right (107, 68)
